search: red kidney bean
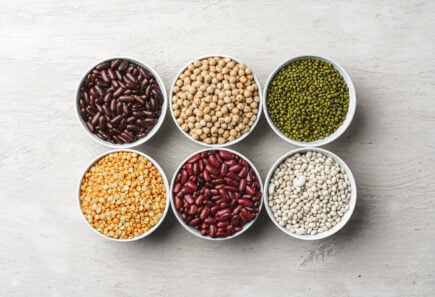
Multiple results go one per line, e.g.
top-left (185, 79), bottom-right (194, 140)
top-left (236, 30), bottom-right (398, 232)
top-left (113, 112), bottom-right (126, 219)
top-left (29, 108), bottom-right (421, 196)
top-left (204, 217), bottom-right (216, 224)
top-left (229, 164), bottom-right (243, 173)
top-left (184, 194), bottom-right (194, 204)
top-left (217, 221), bottom-right (228, 228)
top-left (218, 150), bottom-right (233, 160)
top-left (237, 198), bottom-right (253, 207)
top-left (199, 206), bottom-right (210, 220)
top-left (173, 150), bottom-right (262, 239)
top-left (209, 225), bottom-right (217, 237)
top-left (231, 215), bottom-right (240, 226)
top-left (78, 58), bottom-right (163, 144)
top-left (208, 155), bottom-right (220, 168)
top-left (189, 205), bottom-right (197, 215)
top-left (195, 195), bottom-right (204, 206)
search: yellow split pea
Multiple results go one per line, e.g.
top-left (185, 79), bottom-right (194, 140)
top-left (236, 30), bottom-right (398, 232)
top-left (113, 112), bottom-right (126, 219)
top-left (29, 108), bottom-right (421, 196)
top-left (79, 151), bottom-right (166, 240)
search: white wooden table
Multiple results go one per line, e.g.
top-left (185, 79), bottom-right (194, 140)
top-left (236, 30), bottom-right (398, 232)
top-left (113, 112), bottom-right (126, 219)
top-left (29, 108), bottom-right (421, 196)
top-left (1, 1), bottom-right (434, 296)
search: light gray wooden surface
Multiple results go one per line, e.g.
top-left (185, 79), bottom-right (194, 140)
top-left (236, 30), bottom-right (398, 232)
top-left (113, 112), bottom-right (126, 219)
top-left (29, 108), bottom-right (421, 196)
top-left (1, 0), bottom-right (434, 296)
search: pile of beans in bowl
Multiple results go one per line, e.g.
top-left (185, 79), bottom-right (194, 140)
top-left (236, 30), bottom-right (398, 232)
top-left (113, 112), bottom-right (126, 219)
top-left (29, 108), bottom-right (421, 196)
top-left (172, 150), bottom-right (262, 238)
top-left (78, 58), bottom-right (164, 144)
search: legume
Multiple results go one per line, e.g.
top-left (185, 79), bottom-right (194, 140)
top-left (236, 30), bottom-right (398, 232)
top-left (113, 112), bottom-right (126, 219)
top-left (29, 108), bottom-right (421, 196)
top-left (267, 58), bottom-right (349, 142)
top-left (78, 59), bottom-right (164, 144)
top-left (173, 150), bottom-right (262, 238)
top-left (172, 56), bottom-right (260, 145)
top-left (268, 151), bottom-right (351, 236)
top-left (79, 151), bottom-right (166, 239)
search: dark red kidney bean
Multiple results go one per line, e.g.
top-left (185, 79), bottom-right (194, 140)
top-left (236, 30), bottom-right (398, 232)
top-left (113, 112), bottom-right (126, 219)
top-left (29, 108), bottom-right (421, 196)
top-left (204, 217), bottom-right (216, 225)
top-left (237, 198), bottom-right (253, 207)
top-left (189, 218), bottom-right (200, 226)
top-left (184, 194), bottom-right (194, 204)
top-left (245, 185), bottom-right (255, 196)
top-left (217, 213), bottom-right (230, 222)
top-left (199, 206), bottom-right (210, 220)
top-left (238, 166), bottom-right (249, 178)
top-left (229, 164), bottom-right (242, 173)
top-left (210, 205), bottom-right (220, 214)
top-left (227, 172), bottom-right (240, 181)
top-left (233, 205), bottom-right (243, 214)
top-left (185, 181), bottom-right (198, 191)
top-left (231, 215), bottom-right (240, 226)
top-left (219, 202), bottom-right (229, 209)
top-left (174, 196), bottom-right (182, 209)
top-left (238, 179), bottom-right (247, 192)
top-left (211, 178), bottom-right (223, 185)
top-left (224, 159), bottom-right (237, 166)
top-left (200, 229), bottom-right (207, 236)
top-left (235, 226), bottom-right (243, 232)
top-left (225, 178), bottom-right (239, 187)
top-left (208, 155), bottom-right (220, 168)
top-left (180, 169), bottom-right (188, 184)
top-left (217, 221), bottom-right (228, 228)
top-left (216, 208), bottom-right (231, 217)
top-left (195, 195), bottom-right (204, 205)
top-left (186, 164), bottom-right (193, 175)
top-left (173, 183), bottom-right (181, 194)
top-left (189, 205), bottom-right (197, 215)
top-left (219, 150), bottom-right (233, 160)
top-left (220, 163), bottom-right (228, 176)
top-left (209, 225), bottom-right (217, 237)
top-left (223, 185), bottom-right (238, 192)
top-left (192, 162), bottom-right (199, 175)
top-left (203, 170), bottom-right (210, 182)
top-left (205, 165), bottom-right (219, 175)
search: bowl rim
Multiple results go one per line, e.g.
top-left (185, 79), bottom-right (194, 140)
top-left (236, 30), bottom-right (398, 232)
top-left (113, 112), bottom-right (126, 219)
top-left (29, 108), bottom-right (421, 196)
top-left (263, 54), bottom-right (357, 147)
top-left (263, 147), bottom-right (357, 240)
top-left (170, 147), bottom-right (264, 241)
top-left (77, 148), bottom-right (170, 242)
top-left (168, 53), bottom-right (263, 148)
top-left (74, 56), bottom-right (168, 149)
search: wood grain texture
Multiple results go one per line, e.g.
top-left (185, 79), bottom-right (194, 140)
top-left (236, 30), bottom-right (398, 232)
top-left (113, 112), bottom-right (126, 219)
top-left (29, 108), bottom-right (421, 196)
top-left (0, 0), bottom-right (434, 296)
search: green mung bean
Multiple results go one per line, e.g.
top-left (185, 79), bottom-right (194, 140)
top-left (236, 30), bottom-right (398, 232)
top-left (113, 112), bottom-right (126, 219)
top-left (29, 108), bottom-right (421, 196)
top-left (267, 58), bottom-right (349, 142)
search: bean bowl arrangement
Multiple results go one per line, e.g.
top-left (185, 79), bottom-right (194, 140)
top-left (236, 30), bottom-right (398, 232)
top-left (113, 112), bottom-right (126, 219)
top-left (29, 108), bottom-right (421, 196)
top-left (264, 147), bottom-right (357, 240)
top-left (171, 149), bottom-right (263, 240)
top-left (75, 54), bottom-right (359, 242)
top-left (170, 55), bottom-right (262, 147)
top-left (264, 55), bottom-right (356, 147)
top-left (76, 57), bottom-right (167, 148)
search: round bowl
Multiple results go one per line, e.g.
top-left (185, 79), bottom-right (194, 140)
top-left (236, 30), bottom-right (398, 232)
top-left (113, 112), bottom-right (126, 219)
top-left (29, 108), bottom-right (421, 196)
top-left (169, 54), bottom-right (263, 148)
top-left (75, 57), bottom-right (167, 149)
top-left (263, 55), bottom-right (356, 147)
top-left (264, 147), bottom-right (357, 240)
top-left (77, 149), bottom-right (170, 242)
top-left (170, 148), bottom-right (264, 240)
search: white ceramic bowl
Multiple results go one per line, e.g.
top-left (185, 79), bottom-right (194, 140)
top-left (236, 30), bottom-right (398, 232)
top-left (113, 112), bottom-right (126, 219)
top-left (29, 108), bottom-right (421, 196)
top-left (264, 147), bottom-right (357, 240)
top-left (169, 54), bottom-right (263, 148)
top-left (170, 148), bottom-right (264, 240)
top-left (263, 55), bottom-right (356, 147)
top-left (77, 149), bottom-right (170, 242)
top-left (75, 57), bottom-right (167, 148)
